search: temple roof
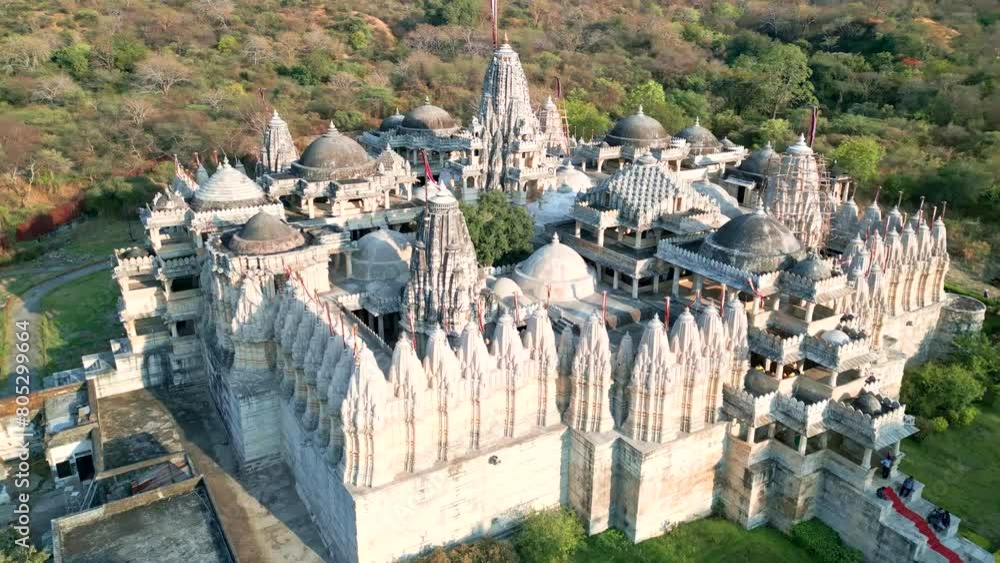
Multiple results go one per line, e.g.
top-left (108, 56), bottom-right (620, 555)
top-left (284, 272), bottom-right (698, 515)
top-left (737, 141), bottom-right (776, 176)
top-left (513, 232), bottom-right (593, 301)
top-left (191, 160), bottom-right (268, 211)
top-left (379, 109), bottom-right (405, 132)
top-left (297, 122), bottom-right (370, 170)
top-left (605, 107), bottom-right (668, 147)
top-left (674, 118), bottom-right (721, 152)
top-left (401, 100), bottom-right (458, 131)
top-left (226, 211), bottom-right (304, 255)
top-left (581, 157), bottom-right (682, 228)
top-left (700, 206), bottom-right (803, 273)
top-left (789, 250), bottom-right (833, 281)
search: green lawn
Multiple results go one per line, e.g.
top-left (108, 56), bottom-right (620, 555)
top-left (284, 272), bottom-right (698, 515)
top-left (38, 270), bottom-right (121, 374)
top-left (901, 403), bottom-right (1000, 550)
top-left (574, 519), bottom-right (819, 563)
top-left (14, 217), bottom-right (137, 263)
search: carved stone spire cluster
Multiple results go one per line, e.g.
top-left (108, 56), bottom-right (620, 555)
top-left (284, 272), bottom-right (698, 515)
top-left (258, 109), bottom-right (299, 176)
top-left (477, 40), bottom-right (552, 194)
top-left (764, 135), bottom-right (834, 249)
top-left (402, 190), bottom-right (484, 340)
top-left (537, 96), bottom-right (568, 155)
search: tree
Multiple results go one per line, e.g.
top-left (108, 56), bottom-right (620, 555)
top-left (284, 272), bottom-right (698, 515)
top-left (735, 44), bottom-right (814, 118)
top-left (0, 36), bottom-right (52, 74)
top-left (951, 333), bottom-right (1000, 402)
top-left (832, 136), bottom-right (885, 187)
top-left (136, 54), bottom-right (191, 95)
top-left (242, 35), bottom-right (275, 66)
top-left (30, 75), bottom-right (82, 106)
top-left (424, 0), bottom-right (480, 27)
top-left (459, 191), bottom-right (534, 267)
top-left (756, 118), bottom-right (793, 149)
top-left (564, 98), bottom-right (612, 138)
top-left (901, 362), bottom-right (985, 426)
top-left (514, 507), bottom-right (585, 563)
top-left (51, 43), bottom-right (92, 79)
top-left (0, 526), bottom-right (48, 563)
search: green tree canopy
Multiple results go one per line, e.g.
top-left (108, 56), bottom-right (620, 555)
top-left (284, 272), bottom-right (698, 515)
top-left (564, 98), bottom-right (612, 138)
top-left (832, 136), bottom-right (885, 187)
top-left (424, 0), bottom-right (480, 26)
top-left (460, 191), bottom-right (534, 267)
top-left (901, 362), bottom-right (986, 426)
top-left (514, 507), bottom-right (585, 563)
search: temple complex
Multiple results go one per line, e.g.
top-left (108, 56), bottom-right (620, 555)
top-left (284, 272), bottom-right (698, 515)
top-left (39, 31), bottom-right (993, 563)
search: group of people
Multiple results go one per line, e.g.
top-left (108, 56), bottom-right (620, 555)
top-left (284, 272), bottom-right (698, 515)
top-left (927, 508), bottom-right (952, 533)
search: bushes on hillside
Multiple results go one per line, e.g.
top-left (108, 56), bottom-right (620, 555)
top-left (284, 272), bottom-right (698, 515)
top-left (514, 507), bottom-right (585, 563)
top-left (901, 362), bottom-right (985, 433)
top-left (790, 520), bottom-right (863, 563)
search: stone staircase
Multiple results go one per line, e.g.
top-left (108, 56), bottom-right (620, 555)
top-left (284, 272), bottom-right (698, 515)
top-left (876, 474), bottom-right (992, 563)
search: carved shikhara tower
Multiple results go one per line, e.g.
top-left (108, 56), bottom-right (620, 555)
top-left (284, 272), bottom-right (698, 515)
top-left (478, 40), bottom-right (557, 201)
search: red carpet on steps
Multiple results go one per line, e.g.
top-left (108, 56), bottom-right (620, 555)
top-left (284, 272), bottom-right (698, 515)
top-left (880, 487), bottom-right (963, 563)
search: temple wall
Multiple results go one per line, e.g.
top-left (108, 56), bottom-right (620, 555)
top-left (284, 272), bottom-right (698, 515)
top-left (205, 355), bottom-right (282, 467)
top-left (350, 425), bottom-right (566, 563)
top-left (881, 299), bottom-right (945, 367)
top-left (279, 403), bottom-right (359, 563)
top-left (567, 430), bottom-right (615, 535)
top-left (89, 350), bottom-right (172, 398)
top-left (617, 423), bottom-right (727, 542)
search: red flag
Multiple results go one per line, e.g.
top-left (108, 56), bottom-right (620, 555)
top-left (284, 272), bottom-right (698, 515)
top-left (491, 0), bottom-right (498, 47)
top-left (807, 106), bottom-right (819, 147)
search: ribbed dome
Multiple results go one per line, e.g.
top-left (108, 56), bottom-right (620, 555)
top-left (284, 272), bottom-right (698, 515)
top-left (379, 109), bottom-right (405, 132)
top-left (738, 142), bottom-right (776, 175)
top-left (789, 250), bottom-right (832, 281)
top-left (226, 211), bottom-right (305, 255)
top-left (513, 232), bottom-right (594, 301)
top-left (401, 100), bottom-right (458, 131)
top-left (605, 107), bottom-right (668, 147)
top-left (351, 228), bottom-right (412, 282)
top-left (297, 122), bottom-right (370, 170)
top-left (192, 160), bottom-right (268, 211)
top-left (555, 162), bottom-right (593, 193)
top-left (701, 206), bottom-right (804, 273)
top-left (675, 118), bottom-right (721, 154)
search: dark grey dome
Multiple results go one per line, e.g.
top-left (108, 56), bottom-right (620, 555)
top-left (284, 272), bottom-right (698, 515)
top-left (738, 142), bottom-right (776, 175)
top-left (675, 118), bottom-right (721, 154)
top-left (746, 369), bottom-right (778, 396)
top-left (721, 137), bottom-right (737, 149)
top-left (227, 212), bottom-right (305, 255)
top-left (401, 101), bottom-right (457, 131)
top-left (297, 123), bottom-right (370, 170)
top-left (789, 250), bottom-right (832, 281)
top-left (605, 108), bottom-right (668, 147)
top-left (851, 391), bottom-right (883, 416)
top-left (379, 110), bottom-right (404, 132)
top-left (701, 207), bottom-right (804, 273)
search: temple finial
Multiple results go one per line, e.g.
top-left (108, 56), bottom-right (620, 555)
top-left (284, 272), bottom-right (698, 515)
top-left (637, 104), bottom-right (644, 115)
top-left (694, 116), bottom-right (699, 126)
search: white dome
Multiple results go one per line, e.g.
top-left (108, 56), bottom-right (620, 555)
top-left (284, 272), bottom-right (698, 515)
top-left (556, 162), bottom-right (593, 193)
top-left (821, 329), bottom-right (851, 346)
top-left (351, 228), bottom-right (412, 282)
top-left (513, 233), bottom-right (594, 301)
top-left (192, 160), bottom-right (267, 211)
top-left (491, 277), bottom-right (522, 307)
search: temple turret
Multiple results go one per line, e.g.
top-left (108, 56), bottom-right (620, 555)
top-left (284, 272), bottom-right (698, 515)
top-left (764, 134), bottom-right (831, 248)
top-left (567, 312), bottom-right (613, 433)
top-left (402, 190), bottom-right (483, 343)
top-left (624, 316), bottom-right (677, 442)
top-left (258, 109), bottom-right (299, 176)
top-left (537, 96), bottom-right (568, 155)
top-left (477, 39), bottom-right (554, 199)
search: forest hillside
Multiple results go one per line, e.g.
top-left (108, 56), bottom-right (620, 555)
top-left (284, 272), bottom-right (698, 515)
top-left (0, 0), bottom-right (997, 281)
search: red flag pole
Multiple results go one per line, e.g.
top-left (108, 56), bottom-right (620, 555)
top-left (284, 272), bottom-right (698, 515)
top-left (477, 299), bottom-right (484, 333)
top-left (408, 309), bottom-right (416, 348)
top-left (491, 0), bottom-right (498, 48)
top-left (720, 285), bottom-right (727, 314)
top-left (325, 303), bottom-right (334, 335)
top-left (513, 291), bottom-right (520, 325)
top-left (665, 296), bottom-right (670, 326)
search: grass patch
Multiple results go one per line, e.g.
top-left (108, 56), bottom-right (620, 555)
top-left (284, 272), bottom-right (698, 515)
top-left (38, 270), bottom-right (121, 374)
top-left (12, 217), bottom-right (138, 265)
top-left (574, 519), bottom-right (819, 563)
top-left (900, 403), bottom-right (1000, 550)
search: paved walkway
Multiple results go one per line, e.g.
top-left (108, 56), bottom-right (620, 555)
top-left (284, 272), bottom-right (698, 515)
top-left (2, 260), bottom-right (110, 396)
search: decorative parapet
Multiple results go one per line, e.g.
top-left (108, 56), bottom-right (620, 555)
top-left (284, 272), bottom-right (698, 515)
top-left (113, 251), bottom-right (156, 278)
top-left (778, 270), bottom-right (849, 302)
top-left (570, 203), bottom-right (620, 229)
top-left (803, 334), bottom-right (875, 370)
top-left (775, 394), bottom-right (829, 432)
top-left (208, 241), bottom-right (328, 278)
top-left (482, 264), bottom-right (516, 278)
top-left (748, 327), bottom-right (805, 362)
top-left (158, 255), bottom-right (200, 278)
top-left (656, 237), bottom-right (781, 295)
top-left (825, 397), bottom-right (912, 449)
top-left (189, 202), bottom-right (284, 231)
top-left (722, 384), bottom-right (778, 424)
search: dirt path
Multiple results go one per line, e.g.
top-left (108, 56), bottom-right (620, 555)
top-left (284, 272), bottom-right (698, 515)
top-left (2, 260), bottom-right (110, 396)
